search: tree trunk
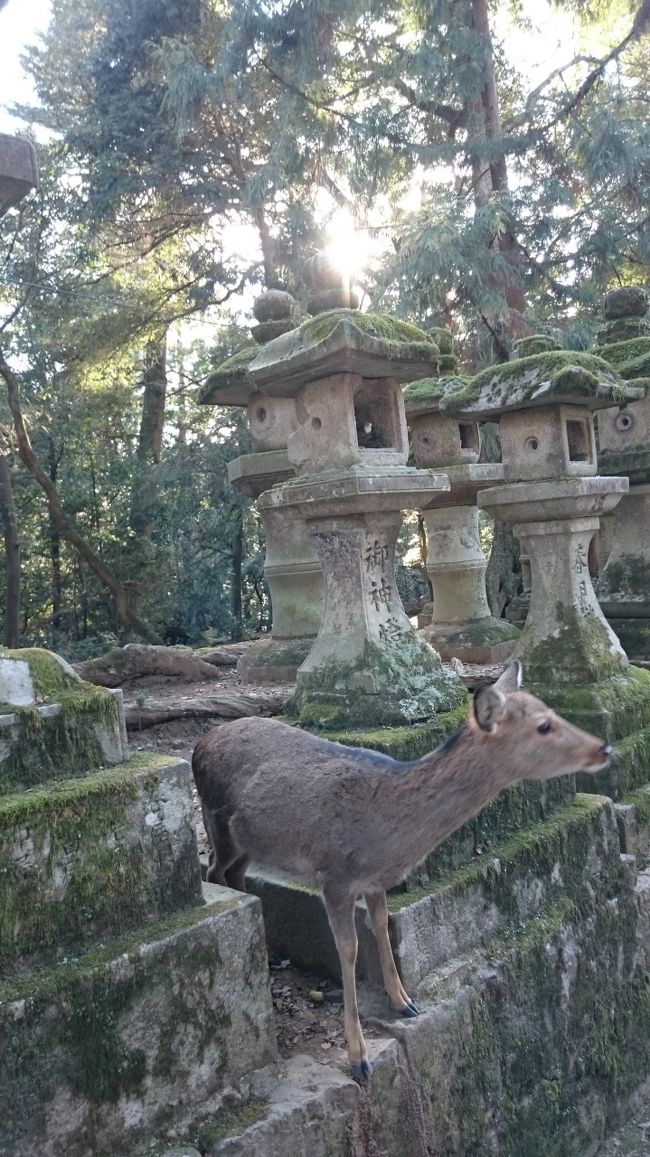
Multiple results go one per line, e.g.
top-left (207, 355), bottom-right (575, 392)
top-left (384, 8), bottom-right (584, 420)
top-left (485, 521), bottom-right (522, 619)
top-left (230, 500), bottom-right (244, 641)
top-left (130, 334), bottom-right (167, 541)
top-left (468, 0), bottom-right (530, 341)
top-left (0, 346), bottom-right (164, 644)
top-left (0, 451), bottom-right (20, 647)
top-left (47, 437), bottom-right (63, 647)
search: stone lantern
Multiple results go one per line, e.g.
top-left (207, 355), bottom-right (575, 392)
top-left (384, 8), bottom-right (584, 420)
top-left (403, 365), bottom-right (520, 663)
top-left (439, 350), bottom-right (643, 690)
top-left (594, 287), bottom-right (650, 658)
top-left (200, 290), bottom-right (324, 683)
top-left (242, 278), bottom-right (466, 728)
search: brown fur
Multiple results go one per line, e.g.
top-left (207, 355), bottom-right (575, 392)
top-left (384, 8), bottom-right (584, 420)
top-left (192, 662), bottom-right (610, 1080)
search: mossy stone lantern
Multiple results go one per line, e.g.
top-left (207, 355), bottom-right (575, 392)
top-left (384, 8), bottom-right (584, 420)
top-left (595, 287), bottom-right (650, 659)
top-left (403, 371), bottom-right (519, 663)
top-left (245, 296), bottom-right (466, 728)
top-left (441, 351), bottom-right (643, 691)
top-left (200, 290), bottom-right (324, 683)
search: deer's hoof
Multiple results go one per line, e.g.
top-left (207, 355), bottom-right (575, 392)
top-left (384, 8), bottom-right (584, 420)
top-left (401, 999), bottom-right (420, 1018)
top-left (351, 1058), bottom-right (372, 1083)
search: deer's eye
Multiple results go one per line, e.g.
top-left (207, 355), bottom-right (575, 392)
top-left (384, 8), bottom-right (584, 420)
top-left (537, 721), bottom-right (552, 735)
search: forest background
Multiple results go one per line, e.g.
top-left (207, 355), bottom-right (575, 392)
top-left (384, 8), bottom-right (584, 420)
top-left (0, 0), bottom-right (648, 655)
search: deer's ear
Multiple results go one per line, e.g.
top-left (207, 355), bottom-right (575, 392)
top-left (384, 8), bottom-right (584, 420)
top-left (494, 660), bottom-right (523, 695)
top-left (473, 684), bottom-right (507, 733)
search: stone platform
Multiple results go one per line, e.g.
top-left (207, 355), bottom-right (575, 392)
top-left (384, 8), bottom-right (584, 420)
top-left (0, 883), bottom-right (278, 1157)
top-left (193, 792), bottom-right (650, 1157)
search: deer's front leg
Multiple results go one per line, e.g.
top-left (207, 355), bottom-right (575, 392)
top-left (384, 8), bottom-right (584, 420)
top-left (322, 884), bottom-right (371, 1082)
top-left (364, 889), bottom-right (419, 1018)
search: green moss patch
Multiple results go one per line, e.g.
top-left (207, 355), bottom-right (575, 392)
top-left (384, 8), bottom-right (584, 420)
top-left (199, 344), bottom-right (257, 403)
top-left (294, 637), bottom-right (467, 729)
top-left (403, 374), bottom-right (471, 412)
top-left (521, 604), bottom-right (628, 686)
top-left (440, 350), bottom-right (633, 416)
top-left (415, 798), bottom-right (647, 1155)
top-left (0, 648), bottom-right (79, 701)
top-left (0, 754), bottom-right (202, 969)
top-left (0, 681), bottom-right (121, 795)
top-left (189, 1100), bottom-right (268, 1150)
top-left (597, 337), bottom-right (650, 381)
top-left (598, 444), bottom-right (650, 483)
top-left (533, 664), bottom-right (650, 741)
top-left (298, 308), bottom-right (435, 347)
top-left (388, 794), bottom-right (611, 914)
top-left (0, 893), bottom-right (264, 1154)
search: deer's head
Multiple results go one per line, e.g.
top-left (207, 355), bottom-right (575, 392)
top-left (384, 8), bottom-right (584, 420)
top-left (470, 661), bottom-right (611, 781)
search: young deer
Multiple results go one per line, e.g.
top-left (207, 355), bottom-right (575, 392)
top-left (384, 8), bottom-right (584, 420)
top-left (192, 661), bottom-right (611, 1082)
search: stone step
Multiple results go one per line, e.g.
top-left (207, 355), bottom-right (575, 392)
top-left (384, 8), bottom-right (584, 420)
top-left (247, 794), bottom-right (621, 995)
top-left (0, 883), bottom-right (279, 1157)
top-left (200, 854), bottom-right (650, 1157)
top-left (0, 752), bottom-right (203, 973)
top-left (584, 724), bottom-right (650, 799)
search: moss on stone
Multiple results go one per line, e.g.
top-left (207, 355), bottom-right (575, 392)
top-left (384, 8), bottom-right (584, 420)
top-left (416, 805), bottom-right (648, 1155)
top-left (532, 665), bottom-right (650, 741)
top-left (598, 554), bottom-right (650, 601)
top-left (597, 337), bottom-right (650, 381)
top-left (387, 794), bottom-right (609, 914)
top-left (587, 725), bottom-right (650, 799)
top-left (440, 350), bottom-right (632, 416)
top-left (295, 637), bottom-right (467, 728)
top-left (520, 603), bottom-right (627, 687)
top-left (403, 374), bottom-right (471, 412)
top-left (597, 317), bottom-right (650, 344)
top-left (0, 753), bottom-right (200, 968)
top-left (0, 647), bottom-right (80, 701)
top-left (0, 895), bottom-right (245, 1142)
top-left (426, 326), bottom-right (454, 354)
top-left (199, 345), bottom-right (257, 403)
top-left (436, 618), bottom-right (520, 647)
top-left (512, 334), bottom-right (562, 357)
top-left (298, 308), bottom-right (435, 347)
top-left (0, 891), bottom-right (239, 1005)
top-left (315, 701), bottom-right (469, 759)
top-left (607, 619), bottom-right (650, 661)
top-left (0, 679), bottom-right (121, 795)
top-left (598, 444), bottom-right (650, 483)
top-left (190, 1100), bottom-right (268, 1149)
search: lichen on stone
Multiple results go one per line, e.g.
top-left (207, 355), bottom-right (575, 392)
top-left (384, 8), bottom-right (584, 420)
top-left (440, 350), bottom-right (637, 417)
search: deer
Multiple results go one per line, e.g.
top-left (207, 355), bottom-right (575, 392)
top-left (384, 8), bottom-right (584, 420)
top-left (192, 661), bottom-right (612, 1083)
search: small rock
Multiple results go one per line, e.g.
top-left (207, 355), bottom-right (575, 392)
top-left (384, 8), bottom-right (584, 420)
top-left (308, 989), bottom-right (325, 1004)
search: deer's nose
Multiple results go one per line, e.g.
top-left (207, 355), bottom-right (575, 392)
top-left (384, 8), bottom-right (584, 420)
top-left (600, 743), bottom-right (612, 760)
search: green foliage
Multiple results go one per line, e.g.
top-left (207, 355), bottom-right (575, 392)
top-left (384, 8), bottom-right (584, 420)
top-left (2, 0), bottom-right (650, 651)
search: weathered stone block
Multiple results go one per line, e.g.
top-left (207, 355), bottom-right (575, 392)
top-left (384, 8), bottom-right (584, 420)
top-left (0, 754), bottom-right (203, 970)
top-left (0, 886), bottom-right (278, 1157)
top-left (0, 648), bottom-right (127, 794)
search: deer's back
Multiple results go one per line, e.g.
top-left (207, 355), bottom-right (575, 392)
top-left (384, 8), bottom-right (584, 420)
top-left (192, 716), bottom-right (410, 887)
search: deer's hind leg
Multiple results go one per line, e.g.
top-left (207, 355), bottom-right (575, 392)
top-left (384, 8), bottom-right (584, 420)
top-left (202, 803), bottom-right (244, 887)
top-left (322, 884), bottom-right (371, 1083)
top-left (364, 889), bottom-right (419, 1018)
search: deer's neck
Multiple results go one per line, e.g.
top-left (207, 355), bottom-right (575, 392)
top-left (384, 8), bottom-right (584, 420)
top-left (390, 728), bottom-right (509, 867)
